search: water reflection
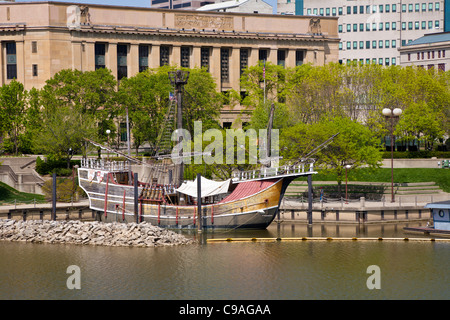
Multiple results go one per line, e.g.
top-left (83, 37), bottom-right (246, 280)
top-left (1, 221), bottom-right (448, 300)
top-left (203, 221), bottom-right (431, 241)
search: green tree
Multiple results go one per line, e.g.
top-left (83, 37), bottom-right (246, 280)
top-left (0, 80), bottom-right (27, 155)
top-left (281, 116), bottom-right (382, 194)
top-left (31, 105), bottom-right (97, 168)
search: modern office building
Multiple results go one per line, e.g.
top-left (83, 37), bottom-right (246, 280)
top-left (278, 0), bottom-right (450, 66)
top-left (0, 1), bottom-right (339, 126)
top-left (197, 0), bottom-right (273, 14)
top-left (151, 0), bottom-right (213, 10)
top-left (398, 31), bottom-right (450, 70)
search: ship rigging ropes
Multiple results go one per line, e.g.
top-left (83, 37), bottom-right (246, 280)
top-left (293, 132), bottom-right (340, 166)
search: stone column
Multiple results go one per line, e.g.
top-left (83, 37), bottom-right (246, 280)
top-left (229, 47), bottom-right (240, 91)
top-left (84, 41), bottom-right (95, 71)
top-left (107, 42), bottom-right (118, 80)
top-left (15, 40), bottom-right (25, 86)
top-left (0, 41), bottom-right (4, 86)
top-left (129, 43), bottom-right (139, 77)
top-left (248, 47), bottom-right (259, 68)
top-left (286, 48), bottom-right (297, 68)
top-left (149, 44), bottom-right (160, 68)
top-left (172, 45), bottom-right (181, 67)
top-left (192, 46), bottom-right (201, 68)
top-left (209, 46), bottom-right (221, 90)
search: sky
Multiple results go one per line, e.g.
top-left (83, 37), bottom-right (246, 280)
top-left (15, 0), bottom-right (277, 12)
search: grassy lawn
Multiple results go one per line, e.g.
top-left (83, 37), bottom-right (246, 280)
top-left (0, 182), bottom-right (46, 205)
top-left (295, 168), bottom-right (450, 193)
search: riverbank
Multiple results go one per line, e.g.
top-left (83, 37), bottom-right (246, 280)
top-left (0, 219), bottom-right (194, 247)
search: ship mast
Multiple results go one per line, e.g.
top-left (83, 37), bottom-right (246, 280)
top-left (168, 70), bottom-right (190, 186)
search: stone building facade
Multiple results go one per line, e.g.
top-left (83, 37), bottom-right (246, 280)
top-left (0, 1), bottom-right (339, 126)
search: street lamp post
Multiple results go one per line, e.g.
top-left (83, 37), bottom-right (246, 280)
top-left (345, 164), bottom-right (352, 204)
top-left (382, 107), bottom-right (402, 203)
top-left (106, 129), bottom-right (111, 161)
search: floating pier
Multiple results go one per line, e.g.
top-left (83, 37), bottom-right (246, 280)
top-left (207, 237), bottom-right (450, 243)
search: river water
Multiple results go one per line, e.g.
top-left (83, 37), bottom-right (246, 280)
top-left (0, 221), bottom-right (449, 300)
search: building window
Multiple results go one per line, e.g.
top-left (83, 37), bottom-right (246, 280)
top-left (379, 40), bottom-right (383, 48)
top-left (160, 45), bottom-right (170, 66)
top-left (347, 6), bottom-right (351, 14)
top-left (139, 45), bottom-right (149, 72)
top-left (418, 52), bottom-right (421, 60)
top-left (353, 41), bottom-right (357, 50)
top-left (408, 22), bottom-right (413, 30)
top-left (392, 22), bottom-right (397, 30)
top-left (435, 2), bottom-right (440, 10)
top-left (359, 5), bottom-right (364, 14)
top-left (353, 6), bottom-right (357, 14)
top-left (386, 4), bottom-right (390, 12)
top-left (379, 22), bottom-right (383, 31)
top-left (359, 23), bottom-right (364, 32)
top-left (422, 3), bottom-right (427, 11)
top-left (402, 4), bottom-right (406, 12)
top-left (379, 58), bottom-right (383, 65)
top-left (277, 49), bottom-right (286, 68)
top-left (392, 58), bottom-right (396, 65)
top-left (339, 42), bottom-right (343, 50)
top-left (392, 40), bottom-right (396, 48)
top-left (385, 40), bottom-right (390, 48)
top-left (220, 48), bottom-right (229, 82)
top-left (32, 64), bottom-right (38, 77)
top-left (5, 42), bottom-right (17, 80)
top-left (347, 24), bottom-right (351, 32)
top-left (201, 47), bottom-right (210, 72)
top-left (385, 58), bottom-right (390, 66)
top-left (415, 21), bottom-right (419, 30)
top-left (180, 46), bottom-right (190, 68)
top-left (385, 22), bottom-right (390, 30)
top-left (338, 25), bottom-right (343, 33)
top-left (443, 50), bottom-right (446, 58)
top-left (347, 42), bottom-right (351, 50)
top-left (435, 20), bottom-right (440, 28)
top-left (429, 3), bottom-right (433, 11)
top-left (366, 41), bottom-right (370, 49)
top-left (338, 7), bottom-right (342, 15)
top-left (353, 24), bottom-right (357, 32)
top-left (415, 4), bottom-right (419, 12)
top-left (326, 8), bottom-right (330, 16)
top-left (31, 41), bottom-right (37, 53)
top-left (120, 122), bottom-right (128, 142)
top-left (428, 64), bottom-right (434, 70)
top-left (372, 41), bottom-right (376, 49)
top-left (429, 21), bottom-right (433, 29)
top-left (296, 50), bottom-right (304, 66)
top-left (392, 4), bottom-right (397, 12)
top-left (438, 63), bottom-right (445, 71)
top-left (117, 44), bottom-right (128, 80)
top-left (332, 7), bottom-right (336, 16)
top-left (95, 43), bottom-right (106, 70)
top-left (408, 53), bottom-right (411, 61)
top-left (359, 41), bottom-right (364, 49)
top-left (422, 21), bottom-right (426, 29)
top-left (408, 4), bottom-right (413, 12)
top-left (258, 49), bottom-right (268, 62)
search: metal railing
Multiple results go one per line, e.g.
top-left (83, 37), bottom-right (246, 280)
top-left (80, 158), bottom-right (131, 171)
top-left (232, 163), bottom-right (315, 182)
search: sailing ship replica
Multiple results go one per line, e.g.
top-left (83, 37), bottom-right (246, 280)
top-left (78, 70), bottom-right (318, 230)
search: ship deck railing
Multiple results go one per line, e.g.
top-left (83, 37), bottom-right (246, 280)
top-left (80, 158), bottom-right (132, 172)
top-left (232, 163), bottom-right (316, 182)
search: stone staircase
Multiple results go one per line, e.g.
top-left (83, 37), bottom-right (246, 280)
top-left (394, 182), bottom-right (443, 195)
top-left (0, 156), bottom-right (45, 195)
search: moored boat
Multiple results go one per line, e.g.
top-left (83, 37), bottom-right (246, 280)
top-left (78, 159), bottom-right (316, 230)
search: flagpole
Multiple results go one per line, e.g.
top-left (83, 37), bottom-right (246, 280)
top-left (263, 60), bottom-right (266, 105)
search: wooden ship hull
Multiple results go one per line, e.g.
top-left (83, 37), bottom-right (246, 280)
top-left (78, 160), bottom-right (316, 230)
